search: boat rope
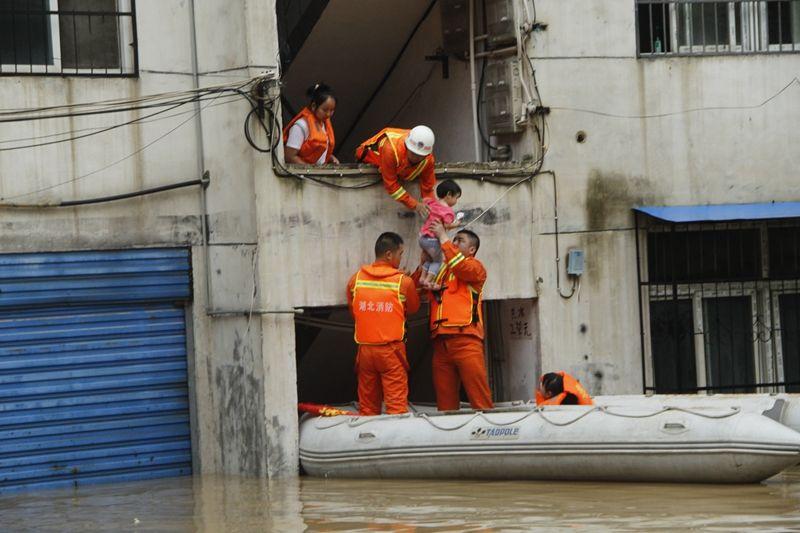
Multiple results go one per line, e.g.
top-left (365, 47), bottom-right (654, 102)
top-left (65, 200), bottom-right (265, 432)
top-left (311, 405), bottom-right (741, 431)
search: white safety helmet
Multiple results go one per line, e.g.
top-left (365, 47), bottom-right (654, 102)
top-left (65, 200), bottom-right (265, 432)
top-left (405, 125), bottom-right (435, 157)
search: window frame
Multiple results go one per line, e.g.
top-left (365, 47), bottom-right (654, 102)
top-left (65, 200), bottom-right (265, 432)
top-left (0, 0), bottom-right (137, 77)
top-left (637, 0), bottom-right (800, 57)
top-left (639, 219), bottom-right (800, 393)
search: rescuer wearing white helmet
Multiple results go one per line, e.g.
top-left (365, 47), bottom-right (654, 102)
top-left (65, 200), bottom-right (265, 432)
top-left (355, 125), bottom-right (436, 218)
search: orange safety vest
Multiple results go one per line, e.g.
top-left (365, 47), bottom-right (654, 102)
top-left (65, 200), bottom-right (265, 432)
top-left (430, 256), bottom-right (483, 330)
top-left (356, 128), bottom-right (433, 184)
top-left (536, 371), bottom-right (594, 406)
top-left (282, 106), bottom-right (335, 164)
top-left (351, 267), bottom-right (407, 345)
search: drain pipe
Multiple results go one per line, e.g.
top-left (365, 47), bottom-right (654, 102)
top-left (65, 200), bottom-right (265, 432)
top-left (188, 0), bottom-right (214, 314)
top-left (469, 0), bottom-right (481, 162)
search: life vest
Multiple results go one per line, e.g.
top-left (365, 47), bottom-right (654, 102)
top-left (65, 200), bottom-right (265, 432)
top-left (356, 127), bottom-right (433, 182)
top-left (430, 255), bottom-right (483, 330)
top-left (351, 266), bottom-right (406, 345)
top-left (282, 106), bottom-right (335, 164)
top-left (536, 371), bottom-right (594, 406)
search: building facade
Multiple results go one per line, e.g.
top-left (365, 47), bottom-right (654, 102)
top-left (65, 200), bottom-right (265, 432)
top-left (0, 0), bottom-right (797, 490)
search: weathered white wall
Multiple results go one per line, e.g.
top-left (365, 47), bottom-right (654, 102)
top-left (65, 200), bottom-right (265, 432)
top-left (527, 0), bottom-right (800, 395)
top-left (0, 0), bottom-right (288, 478)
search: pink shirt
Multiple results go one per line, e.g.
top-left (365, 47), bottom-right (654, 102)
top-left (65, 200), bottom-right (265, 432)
top-left (420, 197), bottom-right (455, 237)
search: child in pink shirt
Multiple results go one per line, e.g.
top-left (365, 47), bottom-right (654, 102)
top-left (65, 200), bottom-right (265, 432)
top-left (419, 179), bottom-right (463, 288)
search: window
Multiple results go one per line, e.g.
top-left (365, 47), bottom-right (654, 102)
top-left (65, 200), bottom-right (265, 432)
top-left (637, 0), bottom-right (800, 56)
top-left (0, 0), bottom-right (137, 76)
top-left (638, 221), bottom-right (800, 393)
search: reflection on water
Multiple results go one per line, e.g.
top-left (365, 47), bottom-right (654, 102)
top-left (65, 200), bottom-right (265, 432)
top-left (3, 469), bottom-right (800, 531)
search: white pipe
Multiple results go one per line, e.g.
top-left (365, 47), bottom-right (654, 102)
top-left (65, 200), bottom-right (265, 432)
top-left (468, 0), bottom-right (481, 162)
top-left (515, 0), bottom-right (534, 119)
top-left (188, 0), bottom-right (214, 313)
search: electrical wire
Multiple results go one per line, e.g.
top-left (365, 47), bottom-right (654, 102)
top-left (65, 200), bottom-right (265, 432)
top-left (0, 86), bottom-right (252, 125)
top-left (0, 76), bottom-right (262, 117)
top-left (0, 94), bottom-right (242, 147)
top-left (549, 76), bottom-right (800, 119)
top-left (477, 58), bottom-right (499, 151)
top-left (0, 81), bottom-right (254, 202)
top-left (0, 91), bottom-right (243, 152)
top-left (461, 174), bottom-right (533, 229)
top-left (242, 92), bottom-right (383, 190)
top-left (386, 63), bottom-right (437, 124)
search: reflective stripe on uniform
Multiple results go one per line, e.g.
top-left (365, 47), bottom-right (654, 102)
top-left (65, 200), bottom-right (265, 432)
top-left (405, 157), bottom-right (428, 182)
top-left (447, 253), bottom-right (465, 269)
top-left (384, 132), bottom-right (403, 165)
top-left (390, 187), bottom-right (408, 201)
top-left (354, 279), bottom-right (402, 291)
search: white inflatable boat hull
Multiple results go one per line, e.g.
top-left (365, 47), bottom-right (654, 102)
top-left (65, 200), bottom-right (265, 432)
top-left (596, 394), bottom-right (800, 433)
top-left (299, 405), bottom-right (800, 483)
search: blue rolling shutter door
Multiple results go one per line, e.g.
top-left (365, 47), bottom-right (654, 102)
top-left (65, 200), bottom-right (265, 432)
top-left (0, 249), bottom-right (192, 493)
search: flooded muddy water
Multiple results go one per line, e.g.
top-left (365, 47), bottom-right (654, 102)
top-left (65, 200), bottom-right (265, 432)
top-left (4, 469), bottom-right (800, 531)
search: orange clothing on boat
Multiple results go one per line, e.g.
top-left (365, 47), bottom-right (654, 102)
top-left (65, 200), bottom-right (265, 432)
top-left (347, 261), bottom-right (419, 415)
top-left (535, 371), bottom-right (594, 406)
top-left (431, 335), bottom-right (493, 411)
top-left (355, 341), bottom-right (409, 416)
top-left (430, 241), bottom-right (486, 340)
top-left (416, 240), bottom-right (492, 411)
top-left (355, 127), bottom-right (435, 210)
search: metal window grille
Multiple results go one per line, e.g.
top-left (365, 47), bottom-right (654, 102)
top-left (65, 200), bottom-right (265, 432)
top-left (635, 213), bottom-right (800, 394)
top-left (636, 0), bottom-right (800, 57)
top-left (0, 0), bottom-right (137, 77)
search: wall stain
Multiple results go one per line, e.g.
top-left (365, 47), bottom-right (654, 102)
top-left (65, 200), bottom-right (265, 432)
top-left (585, 170), bottom-right (661, 231)
top-left (459, 207), bottom-right (510, 226)
top-left (214, 334), bottom-right (264, 476)
top-left (266, 415), bottom-right (286, 475)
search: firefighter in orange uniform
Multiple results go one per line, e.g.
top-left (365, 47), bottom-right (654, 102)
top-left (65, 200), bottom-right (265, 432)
top-left (535, 372), bottom-right (594, 406)
top-left (419, 220), bottom-right (494, 411)
top-left (355, 125), bottom-right (436, 219)
top-left (347, 232), bottom-right (420, 416)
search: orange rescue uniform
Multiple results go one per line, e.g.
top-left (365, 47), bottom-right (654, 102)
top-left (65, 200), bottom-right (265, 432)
top-left (282, 106), bottom-right (335, 164)
top-left (535, 371), bottom-right (594, 406)
top-left (355, 128), bottom-right (435, 210)
top-left (424, 241), bottom-right (493, 411)
top-left (347, 261), bottom-right (420, 416)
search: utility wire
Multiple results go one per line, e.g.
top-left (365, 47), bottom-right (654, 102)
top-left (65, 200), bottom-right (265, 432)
top-left (0, 94), bottom-right (241, 146)
top-left (549, 76), bottom-right (800, 119)
top-left (0, 76), bottom-right (262, 117)
top-left (0, 92), bottom-right (242, 152)
top-left (0, 83), bottom-right (248, 202)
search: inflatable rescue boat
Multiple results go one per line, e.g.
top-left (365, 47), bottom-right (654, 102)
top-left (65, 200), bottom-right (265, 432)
top-left (299, 403), bottom-right (800, 483)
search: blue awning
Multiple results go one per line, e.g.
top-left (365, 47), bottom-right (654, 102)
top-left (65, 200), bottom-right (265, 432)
top-left (633, 202), bottom-right (800, 223)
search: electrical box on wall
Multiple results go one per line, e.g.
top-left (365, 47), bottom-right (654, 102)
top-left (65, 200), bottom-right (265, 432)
top-left (485, 0), bottom-right (516, 47)
top-left (440, 0), bottom-right (469, 56)
top-left (484, 59), bottom-right (524, 135)
top-left (566, 249), bottom-right (585, 276)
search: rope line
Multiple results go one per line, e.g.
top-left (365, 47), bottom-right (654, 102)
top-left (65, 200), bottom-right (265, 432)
top-left (311, 405), bottom-right (741, 431)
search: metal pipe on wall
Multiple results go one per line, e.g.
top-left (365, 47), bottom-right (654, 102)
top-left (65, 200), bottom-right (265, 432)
top-left (468, 0), bottom-right (481, 162)
top-left (188, 0), bottom-right (215, 314)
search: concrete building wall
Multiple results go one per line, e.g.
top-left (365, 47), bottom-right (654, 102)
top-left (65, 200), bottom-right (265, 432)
top-left (527, 0), bottom-right (800, 395)
top-left (2, 0), bottom-right (798, 480)
top-left (0, 0), bottom-right (286, 477)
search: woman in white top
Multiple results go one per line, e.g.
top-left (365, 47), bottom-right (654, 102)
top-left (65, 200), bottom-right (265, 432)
top-left (283, 83), bottom-right (339, 165)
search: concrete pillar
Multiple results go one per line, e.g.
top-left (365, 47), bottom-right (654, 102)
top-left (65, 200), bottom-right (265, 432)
top-left (260, 314), bottom-right (299, 477)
